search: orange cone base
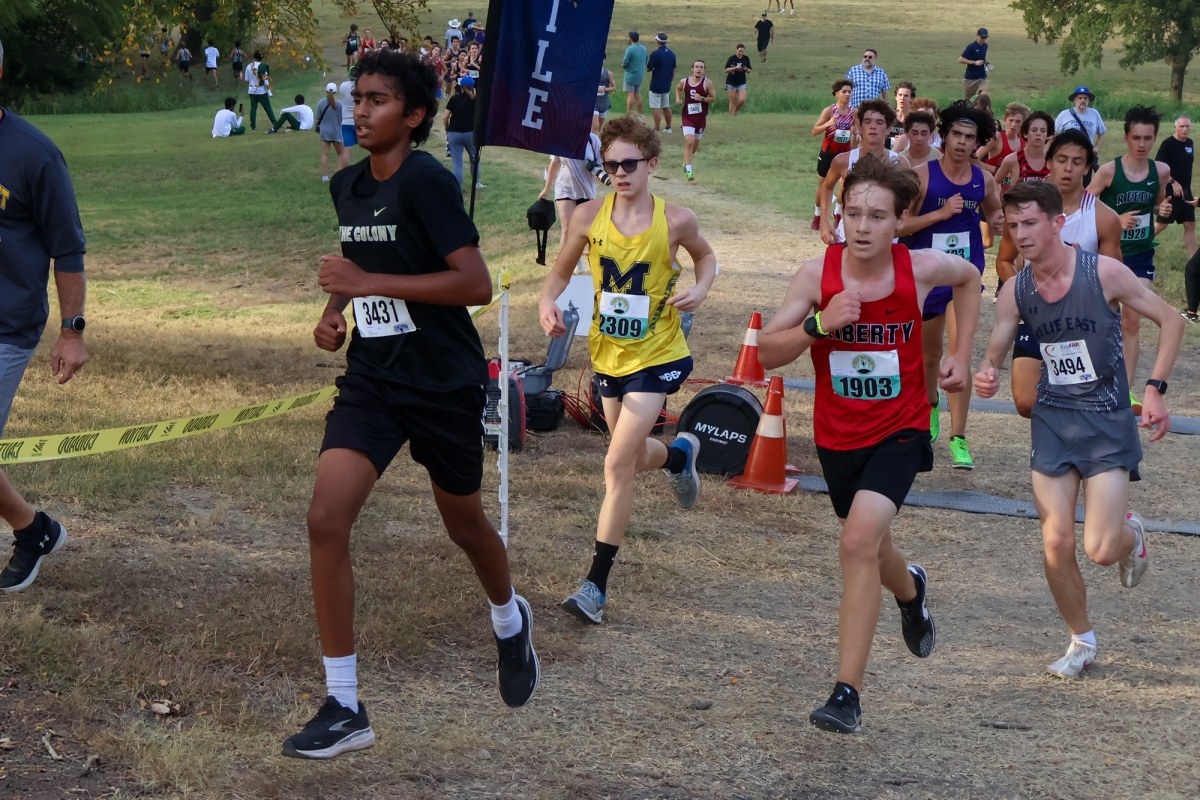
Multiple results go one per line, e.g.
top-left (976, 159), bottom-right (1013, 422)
top-left (722, 376), bottom-right (770, 388)
top-left (727, 473), bottom-right (800, 495)
top-left (785, 464), bottom-right (801, 476)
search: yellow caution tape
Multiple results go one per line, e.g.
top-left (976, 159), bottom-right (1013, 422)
top-left (0, 272), bottom-right (513, 466)
top-left (0, 386), bottom-right (340, 465)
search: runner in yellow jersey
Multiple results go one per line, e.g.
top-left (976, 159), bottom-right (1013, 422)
top-left (539, 115), bottom-right (718, 624)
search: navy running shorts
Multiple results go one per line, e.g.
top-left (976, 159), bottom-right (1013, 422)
top-left (1124, 250), bottom-right (1155, 281)
top-left (594, 356), bottom-right (692, 401)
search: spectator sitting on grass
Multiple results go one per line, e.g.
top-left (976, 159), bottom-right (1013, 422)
top-left (212, 97), bottom-right (246, 138)
top-left (271, 94), bottom-right (314, 133)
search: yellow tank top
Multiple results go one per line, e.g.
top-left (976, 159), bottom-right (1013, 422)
top-left (587, 193), bottom-right (690, 377)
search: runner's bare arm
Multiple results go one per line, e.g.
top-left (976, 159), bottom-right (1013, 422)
top-left (1099, 255), bottom-right (1186, 440)
top-left (993, 152), bottom-right (1018, 188)
top-left (759, 259), bottom-right (853, 369)
top-left (675, 77), bottom-right (685, 105)
top-left (665, 205), bottom-right (717, 312)
top-left (539, 201), bottom-right (602, 335)
top-left (704, 78), bottom-right (717, 103)
top-left (897, 165), bottom-right (960, 237)
top-left (812, 106), bottom-right (834, 136)
top-left (318, 245), bottom-right (493, 307)
top-left (1087, 161), bottom-right (1115, 196)
top-left (981, 171), bottom-right (1005, 230)
top-left (912, 250), bottom-right (982, 392)
top-left (974, 280), bottom-right (1021, 398)
top-left (1094, 201), bottom-right (1125, 261)
top-left (538, 157), bottom-right (560, 200)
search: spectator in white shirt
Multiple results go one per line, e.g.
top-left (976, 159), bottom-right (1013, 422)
top-left (1055, 86), bottom-right (1107, 149)
top-left (212, 97), bottom-right (245, 138)
top-left (445, 19), bottom-right (463, 52)
top-left (337, 67), bottom-right (357, 170)
top-left (204, 40), bottom-right (220, 88)
top-left (270, 94), bottom-right (314, 133)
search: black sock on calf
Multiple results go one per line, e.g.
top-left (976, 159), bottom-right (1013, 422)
top-left (586, 541), bottom-right (620, 596)
top-left (664, 445), bottom-right (688, 474)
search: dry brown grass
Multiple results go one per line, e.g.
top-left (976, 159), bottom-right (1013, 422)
top-left (3, 126), bottom-right (1199, 800)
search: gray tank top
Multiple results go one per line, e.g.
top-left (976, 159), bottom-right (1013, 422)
top-left (1012, 250), bottom-right (1128, 412)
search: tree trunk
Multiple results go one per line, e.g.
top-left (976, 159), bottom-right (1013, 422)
top-left (1167, 55), bottom-right (1188, 102)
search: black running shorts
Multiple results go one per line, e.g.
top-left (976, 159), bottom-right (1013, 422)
top-left (321, 371), bottom-right (485, 496)
top-left (816, 148), bottom-right (838, 178)
top-left (1157, 194), bottom-right (1196, 224)
top-left (817, 428), bottom-right (933, 519)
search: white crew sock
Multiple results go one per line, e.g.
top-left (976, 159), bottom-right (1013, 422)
top-left (814, 206), bottom-right (821, 217)
top-left (686, 164), bottom-right (693, 171)
top-left (490, 591), bottom-right (522, 639)
top-left (323, 654), bottom-right (359, 710)
top-left (1071, 630), bottom-right (1097, 648)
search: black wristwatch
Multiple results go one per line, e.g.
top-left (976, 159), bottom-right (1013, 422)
top-left (803, 315), bottom-right (827, 340)
top-left (62, 316), bottom-right (86, 333)
top-left (1146, 379), bottom-right (1168, 395)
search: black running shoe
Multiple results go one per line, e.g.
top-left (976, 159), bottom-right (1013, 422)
top-left (282, 696), bottom-right (375, 759)
top-left (809, 684), bottom-right (862, 734)
top-left (1, 512), bottom-right (67, 593)
top-left (898, 564), bottom-right (936, 658)
top-left (496, 595), bottom-right (539, 707)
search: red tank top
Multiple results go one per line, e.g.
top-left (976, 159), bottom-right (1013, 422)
top-left (988, 131), bottom-right (1022, 193)
top-left (822, 104), bottom-right (856, 154)
top-left (1017, 149), bottom-right (1050, 183)
top-left (811, 244), bottom-right (929, 450)
top-left (681, 77), bottom-right (710, 130)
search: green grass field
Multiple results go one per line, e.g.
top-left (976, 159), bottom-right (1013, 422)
top-left (2, 1), bottom-right (1200, 798)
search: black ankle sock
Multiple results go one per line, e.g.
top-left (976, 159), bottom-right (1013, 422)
top-left (830, 681), bottom-right (860, 707)
top-left (13, 511), bottom-right (48, 537)
top-left (585, 541), bottom-right (620, 596)
top-left (930, 398), bottom-right (939, 409)
top-left (664, 445), bottom-right (688, 474)
top-left (951, 434), bottom-right (965, 441)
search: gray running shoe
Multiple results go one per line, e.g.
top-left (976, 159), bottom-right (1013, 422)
top-left (1120, 513), bottom-right (1149, 588)
top-left (665, 432), bottom-right (701, 509)
top-left (561, 579), bottom-right (605, 624)
top-left (1047, 640), bottom-right (1096, 678)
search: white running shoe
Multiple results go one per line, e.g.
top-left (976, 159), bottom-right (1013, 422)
top-left (663, 127), bottom-right (673, 134)
top-left (1120, 512), bottom-right (1149, 588)
top-left (1047, 640), bottom-right (1096, 678)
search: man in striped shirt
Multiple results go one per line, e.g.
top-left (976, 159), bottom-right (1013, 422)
top-left (845, 49), bottom-right (890, 107)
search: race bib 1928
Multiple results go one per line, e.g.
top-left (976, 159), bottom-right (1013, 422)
top-left (1040, 339), bottom-right (1097, 385)
top-left (1121, 213), bottom-right (1151, 242)
top-left (829, 350), bottom-right (900, 400)
top-left (597, 291), bottom-right (650, 340)
top-left (353, 295), bottom-right (416, 337)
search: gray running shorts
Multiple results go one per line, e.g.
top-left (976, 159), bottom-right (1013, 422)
top-left (1030, 403), bottom-right (1142, 482)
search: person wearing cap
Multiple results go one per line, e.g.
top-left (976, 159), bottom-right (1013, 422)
top-left (645, 32), bottom-right (677, 133)
top-left (315, 84), bottom-right (344, 181)
top-left (960, 28), bottom-right (989, 100)
top-left (444, 76), bottom-right (483, 190)
top-left (1055, 87), bottom-right (1107, 152)
top-left (754, 11), bottom-right (774, 63)
top-left (270, 92), bottom-right (314, 133)
top-left (444, 19), bottom-right (463, 53)
top-left (622, 31), bottom-right (648, 115)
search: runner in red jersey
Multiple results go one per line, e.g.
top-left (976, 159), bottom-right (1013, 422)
top-left (811, 79), bottom-right (857, 229)
top-left (995, 110), bottom-right (1054, 188)
top-left (759, 156), bottom-right (981, 735)
top-left (675, 60), bottom-right (715, 182)
top-left (978, 102), bottom-right (1028, 247)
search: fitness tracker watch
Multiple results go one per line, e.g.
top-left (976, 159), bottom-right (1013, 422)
top-left (803, 315), bottom-right (828, 340)
top-left (62, 316), bottom-right (86, 333)
top-left (1146, 379), bottom-right (1168, 395)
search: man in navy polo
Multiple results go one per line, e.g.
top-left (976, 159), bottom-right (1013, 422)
top-left (0, 39), bottom-right (90, 593)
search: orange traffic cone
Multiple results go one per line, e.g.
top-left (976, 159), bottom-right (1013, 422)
top-left (728, 376), bottom-right (799, 495)
top-left (726, 312), bottom-right (768, 386)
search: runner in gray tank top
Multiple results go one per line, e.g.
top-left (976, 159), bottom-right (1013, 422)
top-left (975, 182), bottom-right (1184, 681)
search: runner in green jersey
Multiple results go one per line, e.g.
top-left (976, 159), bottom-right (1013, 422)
top-left (1090, 105), bottom-right (1173, 408)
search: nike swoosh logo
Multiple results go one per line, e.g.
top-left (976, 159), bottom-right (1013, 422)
top-left (898, 437), bottom-right (914, 443)
top-left (972, 184), bottom-right (981, 188)
top-left (374, 207), bottom-right (387, 216)
top-left (885, 308), bottom-right (901, 315)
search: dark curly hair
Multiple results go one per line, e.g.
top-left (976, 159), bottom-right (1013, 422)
top-left (1021, 110), bottom-right (1055, 137)
top-left (856, 98), bottom-right (897, 128)
top-left (1124, 104), bottom-right (1162, 135)
top-left (936, 100), bottom-right (995, 147)
top-left (354, 49), bottom-right (439, 145)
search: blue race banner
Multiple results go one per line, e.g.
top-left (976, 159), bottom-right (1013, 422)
top-left (475, 0), bottom-right (614, 159)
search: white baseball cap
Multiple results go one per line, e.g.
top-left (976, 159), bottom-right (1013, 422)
top-left (326, 82), bottom-right (338, 92)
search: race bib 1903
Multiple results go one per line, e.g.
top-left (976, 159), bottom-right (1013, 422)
top-left (1040, 339), bottom-right (1097, 385)
top-left (597, 291), bottom-right (650, 340)
top-left (932, 232), bottom-right (970, 261)
top-left (353, 295), bottom-right (416, 338)
top-left (829, 350), bottom-right (900, 400)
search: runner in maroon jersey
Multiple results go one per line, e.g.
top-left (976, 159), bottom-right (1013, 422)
top-left (675, 60), bottom-right (715, 182)
top-left (759, 156), bottom-right (981, 734)
top-left (995, 110), bottom-right (1054, 188)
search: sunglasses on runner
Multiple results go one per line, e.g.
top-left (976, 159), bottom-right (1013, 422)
top-left (600, 157), bottom-right (648, 175)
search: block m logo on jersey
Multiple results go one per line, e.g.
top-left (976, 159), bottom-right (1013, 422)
top-left (599, 257), bottom-right (651, 295)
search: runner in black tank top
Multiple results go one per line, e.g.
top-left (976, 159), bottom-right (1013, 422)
top-left (976, 181), bottom-right (1184, 681)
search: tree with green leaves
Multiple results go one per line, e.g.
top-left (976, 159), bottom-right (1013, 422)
top-left (1011, 0), bottom-right (1200, 101)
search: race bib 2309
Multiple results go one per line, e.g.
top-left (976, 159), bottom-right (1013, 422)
top-left (597, 291), bottom-right (650, 340)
